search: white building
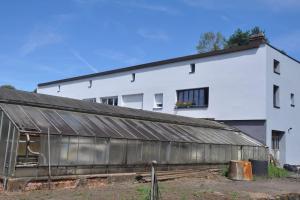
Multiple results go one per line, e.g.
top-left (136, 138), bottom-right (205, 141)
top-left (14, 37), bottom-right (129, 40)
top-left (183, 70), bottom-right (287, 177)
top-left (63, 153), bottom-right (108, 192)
top-left (37, 35), bottom-right (300, 165)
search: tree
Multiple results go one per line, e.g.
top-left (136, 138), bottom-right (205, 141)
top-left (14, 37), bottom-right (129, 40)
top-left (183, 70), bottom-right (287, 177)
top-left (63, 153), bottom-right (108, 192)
top-left (0, 85), bottom-right (16, 90)
top-left (225, 26), bottom-right (269, 48)
top-left (196, 32), bottom-right (226, 53)
top-left (225, 28), bottom-right (250, 48)
top-left (250, 26), bottom-right (269, 42)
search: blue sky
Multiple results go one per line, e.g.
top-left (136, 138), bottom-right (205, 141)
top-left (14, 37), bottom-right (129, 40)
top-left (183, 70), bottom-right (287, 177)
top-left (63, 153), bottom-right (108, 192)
top-left (0, 0), bottom-right (299, 91)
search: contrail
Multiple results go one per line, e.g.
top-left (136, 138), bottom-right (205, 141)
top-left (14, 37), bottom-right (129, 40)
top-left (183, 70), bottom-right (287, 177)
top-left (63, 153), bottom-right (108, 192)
top-left (70, 49), bottom-right (98, 73)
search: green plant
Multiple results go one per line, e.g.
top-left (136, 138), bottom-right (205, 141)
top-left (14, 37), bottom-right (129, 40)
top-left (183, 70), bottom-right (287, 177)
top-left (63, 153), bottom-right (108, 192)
top-left (221, 166), bottom-right (229, 177)
top-left (137, 185), bottom-right (151, 200)
top-left (231, 191), bottom-right (239, 200)
top-left (268, 164), bottom-right (288, 178)
top-left (175, 101), bottom-right (193, 108)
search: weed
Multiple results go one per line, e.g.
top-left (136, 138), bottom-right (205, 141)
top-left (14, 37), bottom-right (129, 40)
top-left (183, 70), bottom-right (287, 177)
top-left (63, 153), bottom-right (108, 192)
top-left (231, 191), bottom-right (239, 200)
top-left (221, 166), bottom-right (229, 177)
top-left (137, 185), bottom-right (151, 200)
top-left (268, 164), bottom-right (288, 178)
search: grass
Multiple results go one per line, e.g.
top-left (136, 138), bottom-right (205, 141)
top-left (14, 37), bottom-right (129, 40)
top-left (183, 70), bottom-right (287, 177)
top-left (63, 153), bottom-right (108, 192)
top-left (268, 164), bottom-right (289, 178)
top-left (231, 191), bottom-right (239, 200)
top-left (136, 185), bottom-right (151, 200)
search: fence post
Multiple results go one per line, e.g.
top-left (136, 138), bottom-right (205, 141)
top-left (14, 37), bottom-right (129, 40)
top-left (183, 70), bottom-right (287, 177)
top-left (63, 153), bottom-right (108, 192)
top-left (151, 160), bottom-right (158, 200)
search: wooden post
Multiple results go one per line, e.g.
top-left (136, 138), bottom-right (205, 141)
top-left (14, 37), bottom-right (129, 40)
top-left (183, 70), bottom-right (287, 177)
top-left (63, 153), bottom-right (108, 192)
top-left (151, 160), bottom-right (157, 200)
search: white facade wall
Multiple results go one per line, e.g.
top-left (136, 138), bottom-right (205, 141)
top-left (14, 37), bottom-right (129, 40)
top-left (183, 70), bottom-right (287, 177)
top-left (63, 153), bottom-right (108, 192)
top-left (266, 46), bottom-right (300, 165)
top-left (38, 46), bottom-right (267, 121)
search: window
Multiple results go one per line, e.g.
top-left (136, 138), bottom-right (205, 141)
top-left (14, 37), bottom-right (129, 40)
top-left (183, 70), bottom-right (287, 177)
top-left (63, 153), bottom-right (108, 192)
top-left (83, 98), bottom-right (96, 103)
top-left (101, 96), bottom-right (118, 106)
top-left (131, 73), bottom-right (136, 82)
top-left (176, 88), bottom-right (209, 108)
top-left (57, 85), bottom-right (61, 93)
top-left (88, 80), bottom-right (93, 88)
top-left (291, 93), bottom-right (295, 107)
top-left (273, 85), bottom-right (280, 108)
top-left (274, 59), bottom-right (280, 74)
top-left (190, 63), bottom-right (195, 74)
top-left (154, 93), bottom-right (163, 109)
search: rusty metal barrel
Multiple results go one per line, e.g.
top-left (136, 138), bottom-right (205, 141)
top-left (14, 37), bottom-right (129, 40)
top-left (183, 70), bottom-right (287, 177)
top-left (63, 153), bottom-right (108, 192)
top-left (228, 160), bottom-right (253, 181)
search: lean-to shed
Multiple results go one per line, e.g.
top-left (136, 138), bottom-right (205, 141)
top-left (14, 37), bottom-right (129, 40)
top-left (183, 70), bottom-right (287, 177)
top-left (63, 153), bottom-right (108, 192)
top-left (0, 88), bottom-right (267, 187)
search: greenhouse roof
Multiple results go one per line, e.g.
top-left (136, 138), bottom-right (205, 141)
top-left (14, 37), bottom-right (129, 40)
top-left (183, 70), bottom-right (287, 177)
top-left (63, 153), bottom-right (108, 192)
top-left (0, 88), bottom-right (263, 146)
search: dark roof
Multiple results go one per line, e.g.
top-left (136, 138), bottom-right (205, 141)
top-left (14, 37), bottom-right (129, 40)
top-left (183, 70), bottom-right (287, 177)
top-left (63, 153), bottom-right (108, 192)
top-left (38, 40), bottom-right (264, 87)
top-left (0, 88), bottom-right (263, 146)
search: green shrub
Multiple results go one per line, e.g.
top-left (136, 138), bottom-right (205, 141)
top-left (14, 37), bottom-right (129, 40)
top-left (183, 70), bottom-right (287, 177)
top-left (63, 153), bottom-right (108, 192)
top-left (268, 164), bottom-right (288, 178)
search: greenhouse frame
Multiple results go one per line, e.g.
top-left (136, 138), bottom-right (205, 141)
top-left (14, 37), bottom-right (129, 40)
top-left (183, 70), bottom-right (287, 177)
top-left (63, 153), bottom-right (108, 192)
top-left (0, 88), bottom-right (268, 189)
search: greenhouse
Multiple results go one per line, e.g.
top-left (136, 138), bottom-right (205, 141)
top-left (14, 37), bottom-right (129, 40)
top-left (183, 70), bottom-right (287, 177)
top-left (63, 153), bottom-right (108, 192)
top-left (0, 88), bottom-right (268, 188)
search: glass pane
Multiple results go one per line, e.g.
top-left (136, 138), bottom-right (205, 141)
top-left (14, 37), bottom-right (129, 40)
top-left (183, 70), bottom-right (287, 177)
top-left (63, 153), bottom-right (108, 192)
top-left (108, 98), bottom-right (113, 105)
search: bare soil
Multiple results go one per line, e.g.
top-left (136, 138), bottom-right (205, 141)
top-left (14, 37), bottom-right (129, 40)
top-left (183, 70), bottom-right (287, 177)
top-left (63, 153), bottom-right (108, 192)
top-left (0, 176), bottom-right (300, 200)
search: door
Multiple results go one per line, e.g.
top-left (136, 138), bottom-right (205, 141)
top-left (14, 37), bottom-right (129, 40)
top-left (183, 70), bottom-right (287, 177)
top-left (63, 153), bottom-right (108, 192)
top-left (271, 130), bottom-right (285, 164)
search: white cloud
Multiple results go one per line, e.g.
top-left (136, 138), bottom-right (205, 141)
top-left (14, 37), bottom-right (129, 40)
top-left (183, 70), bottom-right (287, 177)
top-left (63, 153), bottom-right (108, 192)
top-left (70, 50), bottom-right (98, 73)
top-left (137, 29), bottom-right (170, 41)
top-left (95, 49), bottom-right (140, 66)
top-left (20, 30), bottom-right (62, 56)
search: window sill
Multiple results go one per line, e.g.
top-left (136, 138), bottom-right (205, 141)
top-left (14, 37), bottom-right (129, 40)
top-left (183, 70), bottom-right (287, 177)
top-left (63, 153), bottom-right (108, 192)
top-left (153, 107), bottom-right (163, 111)
top-left (175, 106), bottom-right (208, 110)
top-left (273, 106), bottom-right (280, 109)
top-left (291, 104), bottom-right (295, 108)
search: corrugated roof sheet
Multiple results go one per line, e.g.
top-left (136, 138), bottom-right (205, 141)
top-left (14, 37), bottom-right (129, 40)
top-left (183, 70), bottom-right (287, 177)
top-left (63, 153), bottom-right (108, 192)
top-left (0, 88), bottom-right (263, 146)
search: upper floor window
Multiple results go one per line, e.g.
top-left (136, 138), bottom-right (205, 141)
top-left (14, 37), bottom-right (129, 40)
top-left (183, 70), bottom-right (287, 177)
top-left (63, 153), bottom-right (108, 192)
top-left (190, 63), bottom-right (195, 74)
top-left (154, 93), bottom-right (163, 109)
top-left (131, 73), bottom-right (136, 82)
top-left (291, 93), bottom-right (295, 107)
top-left (101, 96), bottom-right (118, 106)
top-left (88, 80), bottom-right (93, 88)
top-left (83, 98), bottom-right (96, 103)
top-left (273, 85), bottom-right (280, 108)
top-left (274, 59), bottom-right (280, 74)
top-left (176, 88), bottom-right (209, 109)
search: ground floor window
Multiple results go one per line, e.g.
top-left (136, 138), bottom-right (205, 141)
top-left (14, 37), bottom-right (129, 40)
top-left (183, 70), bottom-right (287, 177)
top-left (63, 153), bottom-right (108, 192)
top-left (101, 96), bottom-right (118, 106)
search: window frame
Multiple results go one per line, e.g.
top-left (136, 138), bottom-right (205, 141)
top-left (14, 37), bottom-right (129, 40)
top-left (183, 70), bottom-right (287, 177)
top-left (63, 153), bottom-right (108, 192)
top-left (273, 85), bottom-right (280, 109)
top-left (176, 87), bottom-right (209, 109)
top-left (154, 93), bottom-right (163, 109)
top-left (101, 96), bottom-right (118, 106)
top-left (291, 93), bottom-right (295, 107)
top-left (131, 73), bottom-right (136, 82)
top-left (273, 59), bottom-right (280, 75)
top-left (88, 80), bottom-right (93, 88)
top-left (189, 63), bottom-right (196, 74)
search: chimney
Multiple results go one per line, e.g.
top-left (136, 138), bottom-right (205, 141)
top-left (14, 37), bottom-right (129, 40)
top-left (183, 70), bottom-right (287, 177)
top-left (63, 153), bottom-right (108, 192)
top-left (249, 32), bottom-right (266, 43)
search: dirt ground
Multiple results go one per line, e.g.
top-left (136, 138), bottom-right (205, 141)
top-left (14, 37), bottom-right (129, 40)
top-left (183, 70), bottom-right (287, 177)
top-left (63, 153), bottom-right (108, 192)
top-left (0, 176), bottom-right (300, 200)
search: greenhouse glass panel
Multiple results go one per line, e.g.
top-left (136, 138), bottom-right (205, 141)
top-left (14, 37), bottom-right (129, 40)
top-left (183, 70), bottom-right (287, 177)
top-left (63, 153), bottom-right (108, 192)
top-left (94, 137), bottom-right (108, 165)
